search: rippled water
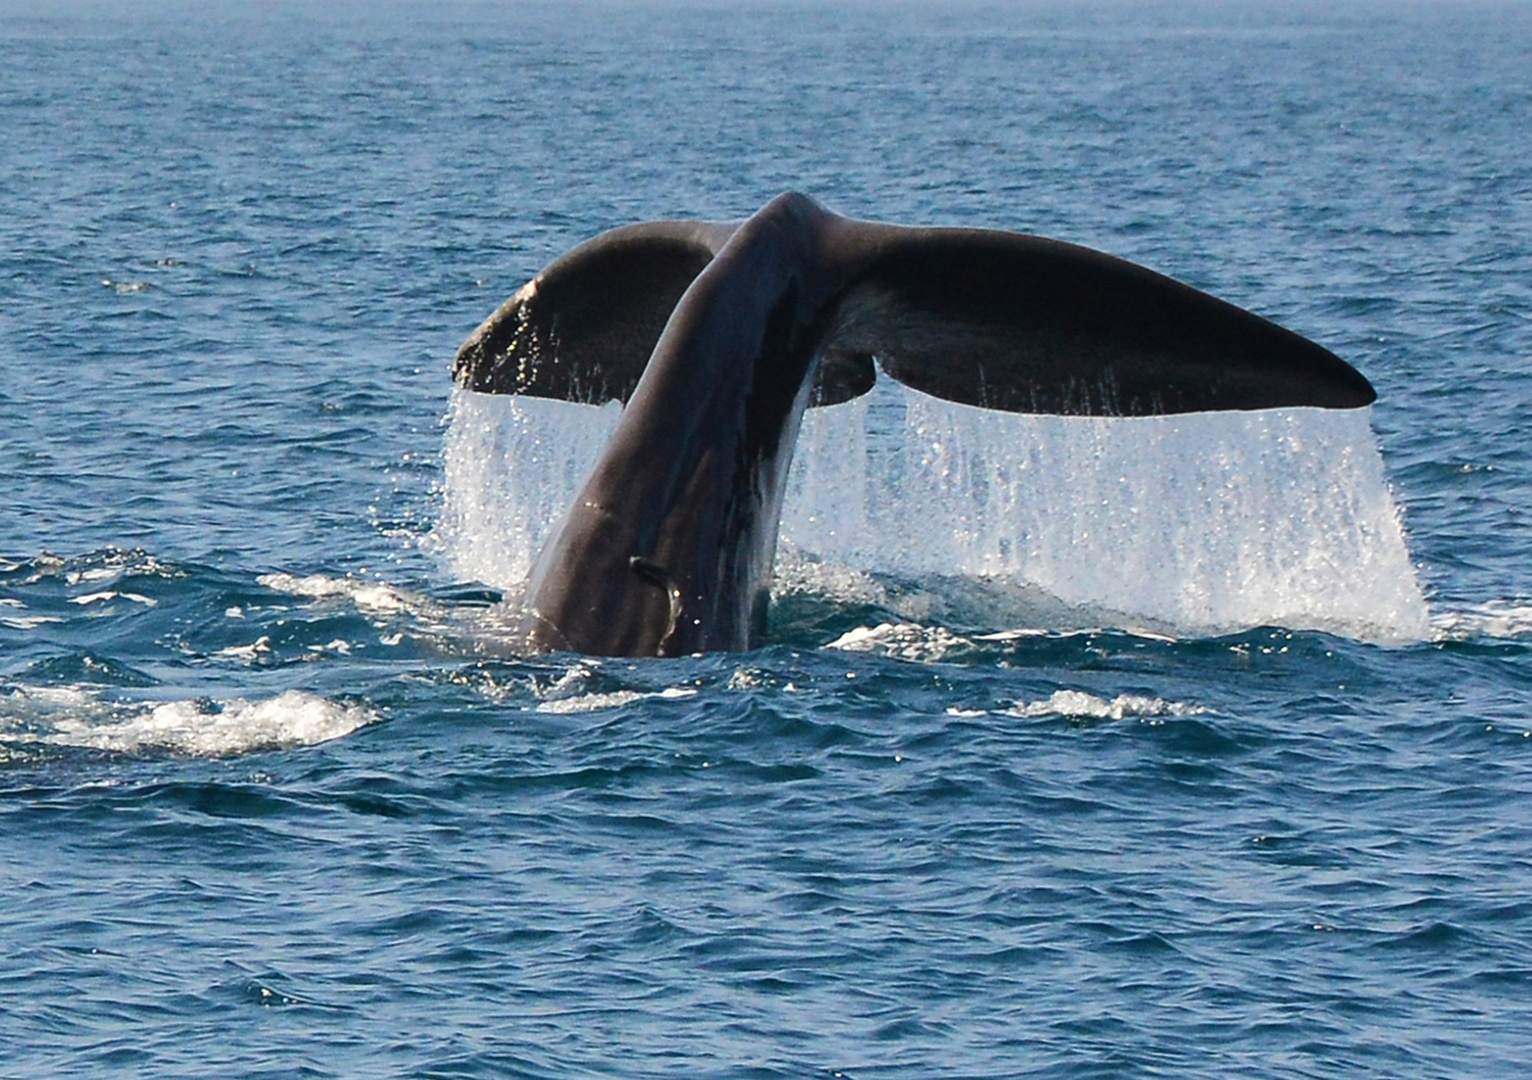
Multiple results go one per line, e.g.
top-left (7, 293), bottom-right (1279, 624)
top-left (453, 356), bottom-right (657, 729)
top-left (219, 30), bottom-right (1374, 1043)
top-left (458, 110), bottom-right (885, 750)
top-left (3, 2), bottom-right (1531, 1077)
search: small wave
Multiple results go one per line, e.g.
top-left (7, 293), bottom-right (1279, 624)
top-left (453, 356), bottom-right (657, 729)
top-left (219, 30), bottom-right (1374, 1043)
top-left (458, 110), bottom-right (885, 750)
top-left (518, 662), bottom-right (701, 714)
top-left (823, 619), bottom-right (1181, 661)
top-left (1, 614), bottom-right (64, 630)
top-left (1002, 689), bottom-right (1201, 721)
top-left (1432, 603), bottom-right (1532, 641)
top-left (257, 572), bottom-right (412, 615)
top-left (69, 590), bottom-right (157, 607)
top-left (214, 636), bottom-right (273, 662)
top-left (535, 687), bottom-right (698, 714)
top-left (57, 550), bottom-right (184, 587)
top-left (824, 622), bottom-right (973, 662)
top-left (0, 685), bottom-right (376, 756)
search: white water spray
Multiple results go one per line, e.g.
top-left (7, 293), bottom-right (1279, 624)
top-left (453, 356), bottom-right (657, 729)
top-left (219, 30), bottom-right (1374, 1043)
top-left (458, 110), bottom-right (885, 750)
top-left (435, 380), bottom-right (1429, 643)
top-left (435, 392), bottom-right (623, 592)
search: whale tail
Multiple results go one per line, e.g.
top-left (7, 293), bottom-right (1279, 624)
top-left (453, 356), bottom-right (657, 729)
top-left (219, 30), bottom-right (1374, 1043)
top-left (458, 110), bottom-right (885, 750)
top-left (456, 206), bottom-right (1374, 416)
top-left (454, 221), bottom-right (737, 404)
top-left (453, 193), bottom-right (1375, 656)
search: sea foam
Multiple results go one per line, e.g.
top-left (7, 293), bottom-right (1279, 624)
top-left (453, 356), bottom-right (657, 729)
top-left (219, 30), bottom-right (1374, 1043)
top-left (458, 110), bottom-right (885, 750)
top-left (0, 685), bottom-right (377, 757)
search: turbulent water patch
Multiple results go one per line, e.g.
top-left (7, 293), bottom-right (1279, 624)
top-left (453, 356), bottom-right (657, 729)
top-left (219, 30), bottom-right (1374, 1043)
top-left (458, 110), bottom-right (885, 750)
top-left (534, 686), bottom-right (699, 714)
top-left (824, 621), bottom-right (976, 662)
top-left (0, 684), bottom-right (377, 756)
top-left (1002, 688), bottom-right (1202, 721)
top-left (257, 572), bottom-right (416, 615)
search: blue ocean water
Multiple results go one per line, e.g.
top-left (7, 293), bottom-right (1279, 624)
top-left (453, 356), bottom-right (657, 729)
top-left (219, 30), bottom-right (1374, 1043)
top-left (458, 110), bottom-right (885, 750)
top-left (3, 1), bottom-right (1532, 1076)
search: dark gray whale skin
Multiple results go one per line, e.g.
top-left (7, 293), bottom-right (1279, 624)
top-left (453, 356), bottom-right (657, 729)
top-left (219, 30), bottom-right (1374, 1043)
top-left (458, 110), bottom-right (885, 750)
top-left (454, 192), bottom-right (1375, 657)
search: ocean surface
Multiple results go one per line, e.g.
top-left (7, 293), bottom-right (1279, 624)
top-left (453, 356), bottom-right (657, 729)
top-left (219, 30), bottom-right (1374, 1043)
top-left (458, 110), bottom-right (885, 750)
top-left (3, 1), bottom-right (1531, 1076)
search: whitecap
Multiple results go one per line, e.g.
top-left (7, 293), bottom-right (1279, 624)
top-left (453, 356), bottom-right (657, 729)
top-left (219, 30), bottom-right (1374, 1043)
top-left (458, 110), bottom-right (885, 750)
top-left (5, 684), bottom-right (93, 708)
top-left (214, 636), bottom-right (272, 662)
top-left (0, 685), bottom-right (375, 756)
top-left (824, 622), bottom-right (973, 661)
top-left (535, 687), bottom-right (697, 714)
top-left (1003, 689), bottom-right (1201, 721)
top-left (1, 615), bottom-right (64, 630)
top-left (69, 591), bottom-right (157, 607)
top-left (257, 572), bottom-right (411, 615)
top-left (65, 567), bottom-right (121, 585)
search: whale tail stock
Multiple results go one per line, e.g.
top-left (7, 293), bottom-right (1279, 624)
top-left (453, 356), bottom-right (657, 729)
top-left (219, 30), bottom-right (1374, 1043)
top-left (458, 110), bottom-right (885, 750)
top-left (453, 193), bottom-right (1375, 657)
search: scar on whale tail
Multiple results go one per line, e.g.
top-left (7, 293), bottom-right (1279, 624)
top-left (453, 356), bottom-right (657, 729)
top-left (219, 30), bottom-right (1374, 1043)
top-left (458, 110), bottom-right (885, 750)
top-left (454, 192), bottom-right (1375, 658)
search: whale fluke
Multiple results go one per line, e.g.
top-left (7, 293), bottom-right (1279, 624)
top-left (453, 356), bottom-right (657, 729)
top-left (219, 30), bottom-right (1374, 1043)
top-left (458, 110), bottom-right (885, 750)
top-left (454, 193), bottom-right (1375, 656)
top-left (456, 221), bottom-right (737, 404)
top-left (815, 222), bottom-right (1375, 414)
